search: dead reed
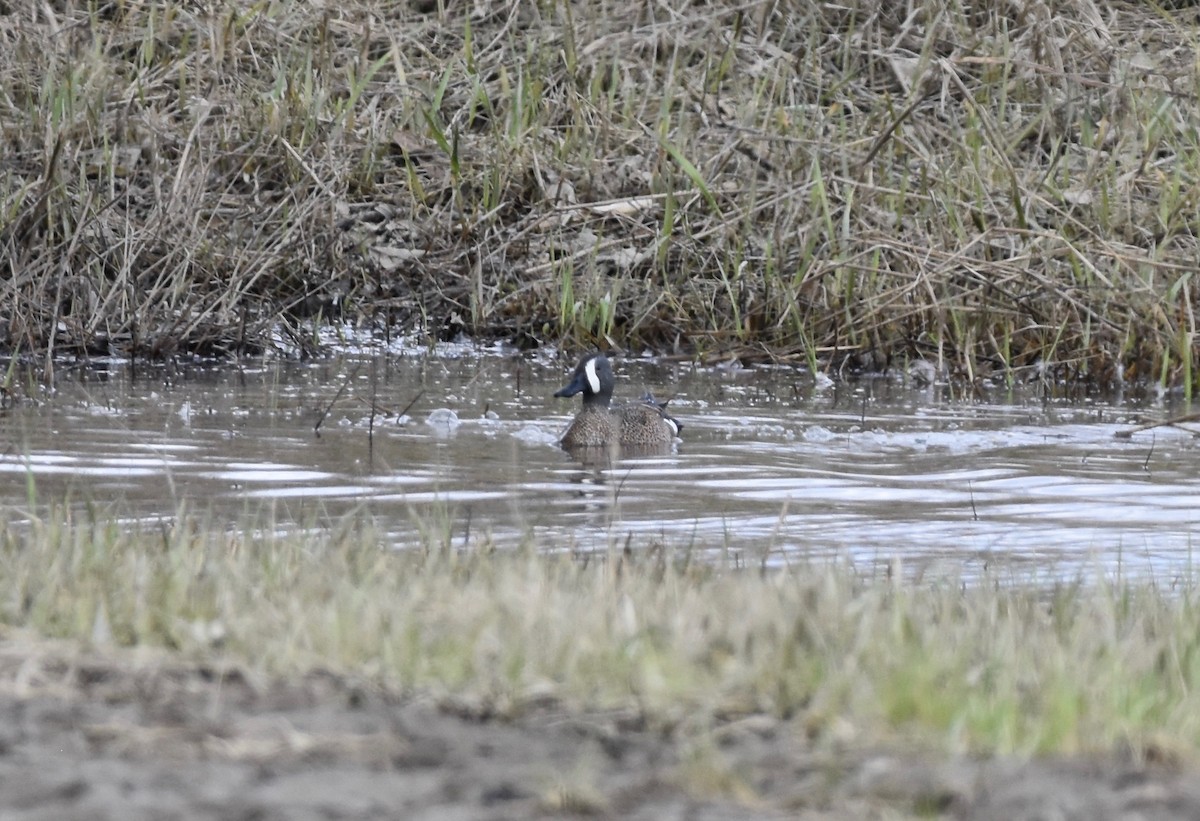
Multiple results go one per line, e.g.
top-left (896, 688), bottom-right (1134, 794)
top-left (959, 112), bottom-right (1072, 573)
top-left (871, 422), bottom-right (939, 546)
top-left (1, 0), bottom-right (1198, 389)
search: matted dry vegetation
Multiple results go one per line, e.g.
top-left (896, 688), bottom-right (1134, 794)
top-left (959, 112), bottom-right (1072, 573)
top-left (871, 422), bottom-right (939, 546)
top-left (2, 0), bottom-right (1200, 386)
top-left (6, 497), bottom-right (1200, 815)
top-left (8, 506), bottom-right (1200, 761)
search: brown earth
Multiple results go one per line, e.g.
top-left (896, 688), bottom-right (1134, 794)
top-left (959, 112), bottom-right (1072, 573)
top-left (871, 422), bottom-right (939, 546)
top-left (1, 638), bottom-right (1198, 821)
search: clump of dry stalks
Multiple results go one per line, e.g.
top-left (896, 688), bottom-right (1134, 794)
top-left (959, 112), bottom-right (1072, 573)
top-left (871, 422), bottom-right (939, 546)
top-left (1, 0), bottom-right (1198, 388)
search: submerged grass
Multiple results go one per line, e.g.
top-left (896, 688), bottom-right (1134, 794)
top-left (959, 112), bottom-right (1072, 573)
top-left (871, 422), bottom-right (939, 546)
top-left (4, 504), bottom-right (1200, 758)
top-left (2, 1), bottom-right (1200, 387)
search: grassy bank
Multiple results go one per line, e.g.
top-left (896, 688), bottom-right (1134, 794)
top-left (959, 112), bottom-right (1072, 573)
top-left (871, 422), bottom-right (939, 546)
top-left (2, 1), bottom-right (1200, 387)
top-left (3, 505), bottom-right (1200, 758)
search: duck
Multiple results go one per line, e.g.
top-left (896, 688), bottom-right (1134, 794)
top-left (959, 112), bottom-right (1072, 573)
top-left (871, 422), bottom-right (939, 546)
top-left (554, 353), bottom-right (681, 449)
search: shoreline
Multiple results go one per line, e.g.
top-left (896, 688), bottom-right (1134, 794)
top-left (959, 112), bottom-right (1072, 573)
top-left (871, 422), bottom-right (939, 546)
top-left (2, 2), bottom-right (1197, 389)
top-left (2, 634), bottom-right (1198, 820)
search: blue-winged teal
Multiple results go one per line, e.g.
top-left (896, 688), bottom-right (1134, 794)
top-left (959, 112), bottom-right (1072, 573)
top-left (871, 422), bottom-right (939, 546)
top-left (554, 353), bottom-right (681, 449)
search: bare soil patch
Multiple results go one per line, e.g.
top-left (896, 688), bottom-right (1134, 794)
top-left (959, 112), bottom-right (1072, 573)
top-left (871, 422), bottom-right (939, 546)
top-left (2, 639), bottom-right (1198, 821)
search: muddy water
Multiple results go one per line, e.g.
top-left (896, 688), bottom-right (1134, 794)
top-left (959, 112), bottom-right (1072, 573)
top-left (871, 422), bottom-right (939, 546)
top-left (2, 346), bottom-right (1197, 581)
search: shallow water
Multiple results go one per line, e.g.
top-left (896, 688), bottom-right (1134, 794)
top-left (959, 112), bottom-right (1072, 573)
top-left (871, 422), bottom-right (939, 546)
top-left (3, 345), bottom-right (1198, 582)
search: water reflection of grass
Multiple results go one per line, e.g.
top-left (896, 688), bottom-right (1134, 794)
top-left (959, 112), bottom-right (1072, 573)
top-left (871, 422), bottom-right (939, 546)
top-left (4, 506), bottom-right (1200, 758)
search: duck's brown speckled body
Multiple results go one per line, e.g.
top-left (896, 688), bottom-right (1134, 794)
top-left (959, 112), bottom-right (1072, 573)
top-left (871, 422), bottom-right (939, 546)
top-left (554, 354), bottom-right (681, 449)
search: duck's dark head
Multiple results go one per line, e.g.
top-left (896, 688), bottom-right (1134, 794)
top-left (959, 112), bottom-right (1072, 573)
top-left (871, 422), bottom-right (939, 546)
top-left (554, 353), bottom-right (614, 407)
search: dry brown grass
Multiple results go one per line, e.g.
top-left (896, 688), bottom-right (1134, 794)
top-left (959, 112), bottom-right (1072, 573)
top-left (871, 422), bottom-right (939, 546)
top-left (2, 0), bottom-right (1199, 388)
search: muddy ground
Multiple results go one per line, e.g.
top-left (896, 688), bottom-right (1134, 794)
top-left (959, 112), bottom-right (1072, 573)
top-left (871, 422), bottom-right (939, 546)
top-left (0, 638), bottom-right (1197, 821)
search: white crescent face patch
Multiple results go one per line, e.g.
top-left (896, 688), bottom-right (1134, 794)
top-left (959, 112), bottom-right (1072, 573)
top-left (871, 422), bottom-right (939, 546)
top-left (584, 357), bottom-right (601, 394)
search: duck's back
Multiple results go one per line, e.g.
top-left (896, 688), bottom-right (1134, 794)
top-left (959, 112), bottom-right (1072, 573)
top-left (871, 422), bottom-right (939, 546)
top-left (617, 400), bottom-right (679, 446)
